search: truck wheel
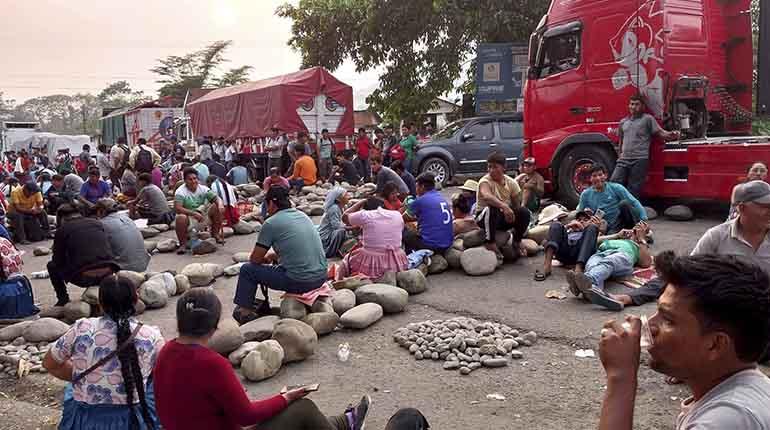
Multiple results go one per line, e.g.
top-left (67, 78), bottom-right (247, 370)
top-left (421, 157), bottom-right (450, 186)
top-left (555, 145), bottom-right (615, 208)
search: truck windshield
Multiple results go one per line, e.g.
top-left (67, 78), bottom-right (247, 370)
top-left (434, 119), bottom-right (472, 140)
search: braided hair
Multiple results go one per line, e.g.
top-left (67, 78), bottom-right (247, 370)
top-left (99, 275), bottom-right (155, 429)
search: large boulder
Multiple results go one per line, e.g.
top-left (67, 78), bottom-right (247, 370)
top-left (444, 248), bottom-right (463, 269)
top-left (181, 263), bottom-right (214, 287)
top-left (241, 340), bottom-right (285, 381)
top-left (203, 263), bottom-right (225, 278)
top-left (224, 263), bottom-right (245, 277)
top-left (118, 271), bottom-right (146, 289)
top-left (332, 276), bottom-right (371, 291)
top-left (63, 301), bottom-right (91, 323)
top-left (140, 228), bottom-right (160, 239)
top-left (500, 243), bottom-right (521, 263)
top-left (208, 318), bottom-right (245, 355)
top-left (232, 252), bottom-right (251, 263)
top-left (665, 205), bottom-right (694, 221)
top-left (310, 298), bottom-right (334, 314)
top-left (81, 287), bottom-right (100, 306)
top-left (0, 321), bottom-right (35, 342)
top-left (280, 298), bottom-right (308, 320)
top-left (192, 238), bottom-right (217, 255)
top-left (228, 341), bottom-right (261, 367)
top-left (150, 273), bottom-right (177, 297)
top-left (271, 319), bottom-right (318, 363)
top-left (376, 271), bottom-right (397, 286)
top-left (33, 247), bottom-right (51, 257)
top-left (303, 312), bottom-right (340, 336)
top-left (645, 206), bottom-right (658, 220)
top-left (233, 222), bottom-right (258, 235)
top-left (428, 254), bottom-right (449, 274)
top-left (461, 248), bottom-right (498, 276)
top-left (520, 239), bottom-right (541, 257)
top-left (462, 230), bottom-right (486, 249)
top-left (354, 284), bottom-right (409, 313)
top-left (138, 279), bottom-right (169, 309)
top-left (174, 274), bottom-right (191, 295)
top-left (331, 289), bottom-right (356, 316)
top-left (396, 269), bottom-right (427, 295)
top-left (238, 184), bottom-right (261, 197)
top-left (152, 223), bottom-right (170, 232)
top-left (134, 299), bottom-right (146, 315)
top-left (22, 318), bottom-right (70, 342)
top-left (339, 303), bottom-right (384, 329)
top-left (239, 315), bottom-right (280, 342)
top-left (156, 239), bottom-right (179, 253)
top-left (526, 225), bottom-right (550, 245)
top-left (222, 227), bottom-right (235, 238)
top-left (495, 231), bottom-right (511, 248)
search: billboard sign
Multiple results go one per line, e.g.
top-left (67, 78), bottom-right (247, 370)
top-left (475, 43), bottom-right (528, 114)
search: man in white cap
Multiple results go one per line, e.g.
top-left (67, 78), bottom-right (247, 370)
top-left (515, 157), bottom-right (544, 213)
top-left (458, 179), bottom-right (478, 214)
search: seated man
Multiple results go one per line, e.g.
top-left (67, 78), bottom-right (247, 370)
top-left (205, 154), bottom-right (227, 180)
top-left (577, 165), bottom-right (647, 234)
top-left (128, 173), bottom-right (174, 225)
top-left (174, 167), bottom-right (223, 253)
top-left (569, 222), bottom-right (652, 311)
top-left (191, 157), bottom-right (210, 184)
top-left (332, 151), bottom-right (361, 185)
top-left (261, 167), bottom-right (289, 219)
top-left (8, 182), bottom-right (50, 244)
top-left (48, 204), bottom-right (117, 306)
top-left (288, 144), bottom-right (317, 193)
top-left (598, 252), bottom-right (770, 429)
top-left (45, 173), bottom-right (83, 215)
top-left (94, 198), bottom-right (150, 273)
top-left (390, 160), bottom-right (416, 196)
top-left (515, 157), bottom-right (544, 213)
top-left (402, 172), bottom-right (454, 254)
top-left (226, 157), bottom-right (249, 186)
top-left (452, 193), bottom-right (479, 237)
top-left (534, 210), bottom-right (604, 281)
top-left (79, 167), bottom-right (112, 207)
top-left (372, 155), bottom-right (409, 197)
top-left (475, 152), bottom-right (531, 254)
top-left (232, 186), bottom-right (328, 324)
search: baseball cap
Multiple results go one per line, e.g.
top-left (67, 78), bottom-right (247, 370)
top-left (734, 180), bottom-right (770, 205)
top-left (522, 157), bottom-right (536, 165)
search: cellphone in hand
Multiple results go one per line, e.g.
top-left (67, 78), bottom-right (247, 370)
top-left (280, 383), bottom-right (320, 394)
top-left (594, 209), bottom-right (605, 219)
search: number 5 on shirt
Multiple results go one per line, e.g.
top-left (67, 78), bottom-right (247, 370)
top-left (440, 202), bottom-right (451, 224)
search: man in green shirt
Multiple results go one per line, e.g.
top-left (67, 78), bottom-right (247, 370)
top-left (569, 222), bottom-right (652, 311)
top-left (232, 186), bottom-right (328, 324)
top-left (399, 124), bottom-right (418, 173)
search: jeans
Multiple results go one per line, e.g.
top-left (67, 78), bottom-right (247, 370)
top-left (8, 211), bottom-right (49, 242)
top-left (584, 250), bottom-right (635, 291)
top-left (268, 157), bottom-right (283, 175)
top-left (253, 399), bottom-right (347, 430)
top-left (318, 158), bottom-right (332, 180)
top-left (48, 261), bottom-right (117, 304)
top-left (289, 178), bottom-right (305, 193)
top-left (545, 223), bottom-right (599, 266)
top-left (475, 205), bottom-right (531, 244)
top-left (234, 263), bottom-right (326, 308)
top-left (402, 228), bottom-right (448, 254)
top-left (355, 156), bottom-right (370, 182)
top-left (626, 276), bottom-right (666, 306)
top-left (611, 158), bottom-right (649, 199)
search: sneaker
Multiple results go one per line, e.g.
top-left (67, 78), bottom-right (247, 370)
top-left (588, 287), bottom-right (624, 311)
top-left (345, 395), bottom-right (371, 430)
top-left (565, 271), bottom-right (580, 297)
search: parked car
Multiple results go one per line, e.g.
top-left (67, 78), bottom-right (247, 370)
top-left (413, 114), bottom-right (524, 185)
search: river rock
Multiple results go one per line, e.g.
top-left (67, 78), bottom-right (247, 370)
top-left (332, 276), bottom-right (371, 291)
top-left (138, 279), bottom-right (169, 308)
top-left (462, 230), bottom-right (486, 249)
top-left (150, 273), bottom-right (177, 296)
top-left (81, 287), bottom-right (99, 305)
top-left (331, 289), bottom-right (356, 316)
top-left (233, 222), bottom-right (257, 235)
top-left (224, 263), bottom-right (245, 277)
top-left (63, 301), bottom-right (91, 322)
top-left (208, 318), bottom-right (245, 355)
top-left (310, 298), bottom-right (334, 314)
top-left (665, 205), bottom-right (694, 221)
top-left (140, 228), bottom-right (159, 239)
top-left (38, 306), bottom-right (66, 319)
top-left (134, 299), bottom-right (146, 315)
top-left (228, 341), bottom-right (261, 366)
top-left (482, 357), bottom-right (508, 368)
top-left (526, 225), bottom-right (549, 245)
top-left (280, 298), bottom-right (308, 320)
top-left (192, 238), bottom-right (217, 255)
top-left (152, 223), bottom-right (170, 232)
top-left (174, 274), bottom-right (190, 295)
top-left (499, 243), bottom-right (520, 263)
top-left (0, 321), bottom-right (35, 342)
top-left (303, 312), bottom-right (339, 336)
top-left (232, 252), bottom-right (251, 263)
top-left (354, 284), bottom-right (409, 313)
top-left (521, 239), bottom-right (541, 257)
top-left (22, 318), bottom-right (70, 343)
top-left (460, 248), bottom-right (498, 276)
top-left (396, 269), bottom-right (427, 295)
top-left (242, 340), bottom-right (284, 381)
top-left (376, 271), bottom-right (397, 286)
top-left (181, 263), bottom-right (214, 287)
top-left (156, 239), bottom-right (179, 253)
top-left (239, 184), bottom-right (261, 197)
top-left (444, 248), bottom-right (463, 269)
top-left (428, 254), bottom-right (449, 274)
top-left (33, 247), bottom-right (50, 256)
top-left (271, 319), bottom-right (318, 363)
top-left (240, 315), bottom-right (280, 342)
top-left (222, 227), bottom-right (235, 238)
top-left (203, 263), bottom-right (225, 278)
top-left (118, 270), bottom-right (146, 289)
top-left (645, 206), bottom-right (658, 220)
top-left (340, 303), bottom-right (383, 329)
top-left (495, 231), bottom-right (511, 248)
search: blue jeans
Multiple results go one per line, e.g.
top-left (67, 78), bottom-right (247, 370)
top-left (289, 178), bottom-right (305, 193)
top-left (234, 263), bottom-right (326, 308)
top-left (584, 250), bottom-right (635, 291)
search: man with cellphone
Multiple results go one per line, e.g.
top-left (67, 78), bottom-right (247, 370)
top-left (578, 165), bottom-right (647, 234)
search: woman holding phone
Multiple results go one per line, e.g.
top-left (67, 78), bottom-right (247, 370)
top-left (153, 288), bottom-right (370, 430)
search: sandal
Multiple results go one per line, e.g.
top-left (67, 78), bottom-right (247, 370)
top-left (176, 247), bottom-right (187, 255)
top-left (534, 270), bottom-right (551, 281)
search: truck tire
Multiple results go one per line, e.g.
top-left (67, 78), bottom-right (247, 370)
top-left (420, 157), bottom-right (450, 186)
top-left (555, 145), bottom-right (615, 208)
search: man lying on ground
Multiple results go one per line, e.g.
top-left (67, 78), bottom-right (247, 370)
top-left (534, 210), bottom-right (605, 281)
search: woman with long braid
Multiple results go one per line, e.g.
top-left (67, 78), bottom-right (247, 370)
top-left (44, 275), bottom-right (165, 429)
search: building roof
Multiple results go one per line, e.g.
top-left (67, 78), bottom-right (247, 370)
top-left (354, 110), bottom-right (383, 129)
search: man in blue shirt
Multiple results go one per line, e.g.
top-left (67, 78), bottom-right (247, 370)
top-left (577, 165), bottom-right (647, 234)
top-left (226, 156), bottom-right (250, 186)
top-left (79, 167), bottom-right (112, 205)
top-left (391, 160), bottom-right (416, 196)
top-left (403, 172), bottom-right (454, 253)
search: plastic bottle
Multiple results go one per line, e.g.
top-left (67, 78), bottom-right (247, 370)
top-left (31, 271), bottom-right (49, 279)
top-left (337, 343), bottom-right (350, 362)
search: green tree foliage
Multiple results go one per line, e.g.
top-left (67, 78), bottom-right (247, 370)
top-left (0, 92), bottom-right (16, 121)
top-left (97, 80), bottom-right (149, 109)
top-left (276, 0), bottom-right (548, 120)
top-left (150, 40), bottom-right (253, 99)
top-left (12, 93), bottom-right (101, 135)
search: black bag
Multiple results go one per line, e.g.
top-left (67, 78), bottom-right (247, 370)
top-left (135, 146), bottom-right (154, 173)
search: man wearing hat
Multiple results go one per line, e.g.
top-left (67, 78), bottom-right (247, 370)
top-left (458, 179), bottom-right (479, 214)
top-left (94, 198), bottom-right (149, 273)
top-left (515, 157), bottom-right (544, 213)
top-left (8, 181), bottom-right (50, 244)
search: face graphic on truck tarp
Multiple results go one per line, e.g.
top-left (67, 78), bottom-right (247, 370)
top-left (610, 0), bottom-right (665, 116)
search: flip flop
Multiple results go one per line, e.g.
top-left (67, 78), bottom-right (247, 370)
top-left (534, 270), bottom-right (551, 281)
top-left (588, 287), bottom-right (624, 311)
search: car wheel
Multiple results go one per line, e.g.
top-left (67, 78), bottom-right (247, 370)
top-left (555, 145), bottom-right (615, 208)
top-left (421, 157), bottom-right (450, 185)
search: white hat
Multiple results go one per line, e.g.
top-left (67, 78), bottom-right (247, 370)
top-left (537, 203), bottom-right (569, 225)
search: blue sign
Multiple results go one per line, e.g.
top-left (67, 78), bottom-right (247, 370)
top-left (475, 43), bottom-right (528, 114)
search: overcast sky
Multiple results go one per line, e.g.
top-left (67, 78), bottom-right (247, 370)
top-left (0, 0), bottom-right (380, 108)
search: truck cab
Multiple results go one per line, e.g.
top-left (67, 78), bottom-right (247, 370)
top-left (524, 0), bottom-right (765, 207)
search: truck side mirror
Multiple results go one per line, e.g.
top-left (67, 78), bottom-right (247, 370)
top-left (528, 68), bottom-right (540, 80)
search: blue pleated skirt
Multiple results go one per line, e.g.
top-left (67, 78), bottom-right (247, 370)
top-left (59, 380), bottom-right (159, 430)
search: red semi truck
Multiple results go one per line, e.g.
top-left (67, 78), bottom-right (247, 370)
top-left (523, 0), bottom-right (769, 207)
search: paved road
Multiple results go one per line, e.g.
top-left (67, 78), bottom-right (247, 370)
top-left (5, 193), bottom-right (766, 430)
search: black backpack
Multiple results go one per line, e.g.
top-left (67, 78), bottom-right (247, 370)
top-left (135, 146), bottom-right (153, 173)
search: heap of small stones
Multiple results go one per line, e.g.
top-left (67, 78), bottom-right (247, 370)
top-left (392, 317), bottom-right (537, 375)
top-left (0, 340), bottom-right (51, 375)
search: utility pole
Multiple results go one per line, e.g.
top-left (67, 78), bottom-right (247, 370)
top-left (758, 0), bottom-right (770, 117)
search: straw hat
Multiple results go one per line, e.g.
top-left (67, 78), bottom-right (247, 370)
top-left (537, 203), bottom-right (569, 225)
top-left (458, 180), bottom-right (479, 193)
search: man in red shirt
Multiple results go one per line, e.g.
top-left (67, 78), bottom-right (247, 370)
top-left (355, 128), bottom-right (372, 182)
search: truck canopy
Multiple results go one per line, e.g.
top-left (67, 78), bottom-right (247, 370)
top-left (187, 66), bottom-right (354, 139)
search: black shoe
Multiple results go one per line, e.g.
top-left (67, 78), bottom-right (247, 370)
top-left (232, 307), bottom-right (259, 325)
top-left (588, 287), bottom-right (624, 311)
top-left (345, 395), bottom-right (371, 430)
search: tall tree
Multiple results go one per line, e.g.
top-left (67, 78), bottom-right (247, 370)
top-left (98, 80), bottom-right (149, 109)
top-left (150, 40), bottom-right (254, 99)
top-left (276, 0), bottom-right (547, 120)
top-left (0, 92), bottom-right (16, 121)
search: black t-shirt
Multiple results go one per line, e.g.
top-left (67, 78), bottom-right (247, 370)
top-left (340, 159), bottom-right (360, 184)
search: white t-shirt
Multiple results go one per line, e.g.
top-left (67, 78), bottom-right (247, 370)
top-left (677, 368), bottom-right (770, 429)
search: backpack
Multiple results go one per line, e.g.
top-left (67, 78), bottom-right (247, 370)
top-left (0, 275), bottom-right (38, 319)
top-left (389, 143), bottom-right (406, 161)
top-left (74, 157), bottom-right (88, 174)
top-left (135, 146), bottom-right (154, 173)
top-left (118, 144), bottom-right (130, 170)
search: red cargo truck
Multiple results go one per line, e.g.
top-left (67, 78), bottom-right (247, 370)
top-left (523, 0), bottom-right (769, 207)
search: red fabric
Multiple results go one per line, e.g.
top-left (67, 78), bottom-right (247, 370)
top-left (389, 144), bottom-right (406, 161)
top-left (187, 67), bottom-right (354, 140)
top-left (222, 205), bottom-right (240, 226)
top-left (356, 136), bottom-right (371, 159)
top-left (154, 340), bottom-right (288, 430)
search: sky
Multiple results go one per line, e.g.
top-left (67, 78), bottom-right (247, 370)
top-left (0, 0), bottom-right (381, 109)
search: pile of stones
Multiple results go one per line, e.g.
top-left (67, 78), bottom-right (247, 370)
top-left (443, 230), bottom-right (542, 277)
top-left (393, 317), bottom-right (538, 375)
top-left (0, 318), bottom-right (70, 375)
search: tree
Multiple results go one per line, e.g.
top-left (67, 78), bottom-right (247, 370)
top-left (0, 92), bottom-right (16, 121)
top-left (150, 40), bottom-right (254, 99)
top-left (276, 0), bottom-right (548, 120)
top-left (97, 80), bottom-right (149, 109)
